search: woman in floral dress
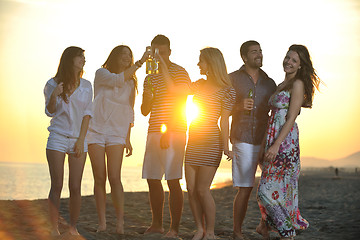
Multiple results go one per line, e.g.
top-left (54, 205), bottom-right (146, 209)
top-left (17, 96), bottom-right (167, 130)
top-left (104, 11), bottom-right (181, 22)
top-left (256, 45), bottom-right (321, 240)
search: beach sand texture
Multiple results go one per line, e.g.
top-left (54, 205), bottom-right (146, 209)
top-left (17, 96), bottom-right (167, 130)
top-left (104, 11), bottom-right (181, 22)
top-left (0, 170), bottom-right (359, 240)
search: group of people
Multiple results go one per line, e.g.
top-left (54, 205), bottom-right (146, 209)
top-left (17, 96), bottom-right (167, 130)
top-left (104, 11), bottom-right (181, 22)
top-left (44, 34), bottom-right (320, 240)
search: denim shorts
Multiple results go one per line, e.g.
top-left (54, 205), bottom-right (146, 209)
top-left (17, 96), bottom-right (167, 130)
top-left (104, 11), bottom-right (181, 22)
top-left (46, 131), bottom-right (88, 154)
top-left (87, 129), bottom-right (126, 148)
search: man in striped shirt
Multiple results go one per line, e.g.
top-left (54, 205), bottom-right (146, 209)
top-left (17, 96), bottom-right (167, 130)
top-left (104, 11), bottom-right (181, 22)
top-left (141, 34), bottom-right (191, 237)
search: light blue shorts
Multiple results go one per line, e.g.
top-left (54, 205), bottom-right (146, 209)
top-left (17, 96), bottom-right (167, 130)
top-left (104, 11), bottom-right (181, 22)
top-left (232, 142), bottom-right (260, 187)
top-left (46, 131), bottom-right (88, 154)
top-left (87, 129), bottom-right (125, 148)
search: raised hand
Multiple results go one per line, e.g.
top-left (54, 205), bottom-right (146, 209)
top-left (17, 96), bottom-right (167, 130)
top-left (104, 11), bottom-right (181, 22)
top-left (52, 82), bottom-right (64, 97)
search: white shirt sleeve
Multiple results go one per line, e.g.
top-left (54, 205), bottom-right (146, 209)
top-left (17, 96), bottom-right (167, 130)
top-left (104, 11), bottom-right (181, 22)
top-left (94, 68), bottom-right (125, 88)
top-left (130, 108), bottom-right (135, 124)
top-left (83, 80), bottom-right (93, 118)
top-left (44, 79), bottom-right (56, 117)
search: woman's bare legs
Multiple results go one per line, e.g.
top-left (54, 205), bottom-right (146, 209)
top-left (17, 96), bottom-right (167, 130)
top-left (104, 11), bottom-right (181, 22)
top-left (185, 165), bottom-right (205, 240)
top-left (256, 219), bottom-right (270, 240)
top-left (196, 166), bottom-right (217, 240)
top-left (67, 152), bottom-right (86, 235)
top-left (88, 144), bottom-right (107, 232)
top-left (106, 145), bottom-right (125, 234)
top-left (46, 149), bottom-right (65, 236)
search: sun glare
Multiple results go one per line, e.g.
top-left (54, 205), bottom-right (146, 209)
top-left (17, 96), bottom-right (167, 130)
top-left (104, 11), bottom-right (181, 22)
top-left (160, 123), bottom-right (167, 133)
top-left (186, 96), bottom-right (199, 126)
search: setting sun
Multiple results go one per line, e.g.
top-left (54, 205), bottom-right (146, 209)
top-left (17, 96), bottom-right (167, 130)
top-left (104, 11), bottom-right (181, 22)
top-left (186, 96), bottom-right (199, 127)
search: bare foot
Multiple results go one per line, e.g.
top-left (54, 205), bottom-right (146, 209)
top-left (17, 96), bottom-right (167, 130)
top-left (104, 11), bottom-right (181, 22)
top-left (116, 222), bottom-right (124, 234)
top-left (165, 229), bottom-right (179, 238)
top-left (68, 226), bottom-right (80, 236)
top-left (203, 233), bottom-right (217, 240)
top-left (256, 220), bottom-right (270, 240)
top-left (144, 225), bottom-right (165, 235)
top-left (192, 229), bottom-right (205, 240)
top-left (96, 224), bottom-right (106, 233)
top-left (50, 229), bottom-right (60, 236)
top-left (233, 232), bottom-right (246, 240)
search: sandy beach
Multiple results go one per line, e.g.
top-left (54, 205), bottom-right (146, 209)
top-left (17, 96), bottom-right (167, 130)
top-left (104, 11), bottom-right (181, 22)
top-left (0, 169), bottom-right (359, 240)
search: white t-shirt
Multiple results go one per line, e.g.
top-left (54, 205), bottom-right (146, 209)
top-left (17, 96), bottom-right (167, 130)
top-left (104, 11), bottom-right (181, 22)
top-left (89, 68), bottom-right (135, 138)
top-left (44, 78), bottom-right (93, 138)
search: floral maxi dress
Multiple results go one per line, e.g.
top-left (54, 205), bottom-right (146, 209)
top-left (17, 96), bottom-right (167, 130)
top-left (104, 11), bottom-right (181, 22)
top-left (257, 91), bottom-right (309, 238)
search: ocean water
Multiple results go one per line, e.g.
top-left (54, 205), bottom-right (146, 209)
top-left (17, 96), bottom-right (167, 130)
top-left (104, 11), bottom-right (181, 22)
top-left (0, 162), bottom-right (234, 200)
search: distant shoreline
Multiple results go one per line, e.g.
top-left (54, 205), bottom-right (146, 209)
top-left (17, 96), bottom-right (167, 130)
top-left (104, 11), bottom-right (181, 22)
top-left (1, 160), bottom-right (359, 201)
top-left (0, 163), bottom-right (233, 200)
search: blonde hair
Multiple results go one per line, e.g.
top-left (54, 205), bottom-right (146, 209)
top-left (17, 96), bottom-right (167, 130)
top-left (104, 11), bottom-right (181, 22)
top-left (200, 47), bottom-right (231, 87)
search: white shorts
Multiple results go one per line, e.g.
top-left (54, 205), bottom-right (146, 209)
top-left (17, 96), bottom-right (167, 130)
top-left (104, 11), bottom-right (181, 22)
top-left (142, 132), bottom-right (186, 180)
top-left (46, 131), bottom-right (88, 154)
top-left (87, 129), bottom-right (125, 148)
top-left (232, 142), bottom-right (260, 187)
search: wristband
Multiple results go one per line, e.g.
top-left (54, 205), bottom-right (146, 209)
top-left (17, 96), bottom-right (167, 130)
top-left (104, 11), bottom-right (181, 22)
top-left (135, 60), bottom-right (143, 68)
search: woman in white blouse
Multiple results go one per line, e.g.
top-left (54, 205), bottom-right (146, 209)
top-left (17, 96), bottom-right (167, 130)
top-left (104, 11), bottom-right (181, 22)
top-left (87, 45), bottom-right (149, 233)
top-left (44, 46), bottom-right (93, 236)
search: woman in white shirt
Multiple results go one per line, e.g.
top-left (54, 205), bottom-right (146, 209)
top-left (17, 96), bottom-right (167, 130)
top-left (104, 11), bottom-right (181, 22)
top-left (87, 45), bottom-right (149, 233)
top-left (44, 46), bottom-right (93, 236)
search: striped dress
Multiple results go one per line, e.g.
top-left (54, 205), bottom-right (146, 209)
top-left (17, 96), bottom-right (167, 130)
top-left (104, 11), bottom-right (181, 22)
top-left (185, 80), bottom-right (236, 167)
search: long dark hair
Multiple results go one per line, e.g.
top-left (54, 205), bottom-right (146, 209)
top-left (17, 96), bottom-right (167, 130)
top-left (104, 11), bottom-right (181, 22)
top-left (54, 46), bottom-right (84, 103)
top-left (102, 45), bottom-right (138, 95)
top-left (283, 44), bottom-right (320, 108)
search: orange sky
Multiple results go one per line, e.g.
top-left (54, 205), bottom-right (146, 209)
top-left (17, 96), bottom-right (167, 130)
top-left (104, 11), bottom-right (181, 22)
top-left (0, 0), bottom-right (359, 166)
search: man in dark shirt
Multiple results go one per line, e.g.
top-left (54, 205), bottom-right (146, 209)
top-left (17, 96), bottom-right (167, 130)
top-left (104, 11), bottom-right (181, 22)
top-left (229, 40), bottom-right (276, 239)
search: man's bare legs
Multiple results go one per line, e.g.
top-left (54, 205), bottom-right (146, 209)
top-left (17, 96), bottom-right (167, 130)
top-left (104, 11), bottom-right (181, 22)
top-left (165, 179), bottom-right (183, 237)
top-left (145, 179), bottom-right (165, 234)
top-left (233, 187), bottom-right (253, 239)
top-left (145, 179), bottom-right (183, 237)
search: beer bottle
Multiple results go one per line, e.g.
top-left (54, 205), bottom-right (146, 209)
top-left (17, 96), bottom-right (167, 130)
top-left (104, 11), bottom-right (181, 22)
top-left (245, 89), bottom-right (253, 115)
top-left (146, 47), bottom-right (159, 74)
top-left (145, 46), bottom-right (153, 74)
top-left (152, 48), bottom-right (159, 74)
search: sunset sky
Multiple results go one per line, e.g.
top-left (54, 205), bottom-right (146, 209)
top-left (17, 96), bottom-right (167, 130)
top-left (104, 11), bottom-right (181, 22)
top-left (0, 0), bottom-right (359, 166)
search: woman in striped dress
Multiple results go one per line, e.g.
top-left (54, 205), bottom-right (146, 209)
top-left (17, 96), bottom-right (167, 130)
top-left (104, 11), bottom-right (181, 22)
top-left (185, 47), bottom-right (235, 240)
